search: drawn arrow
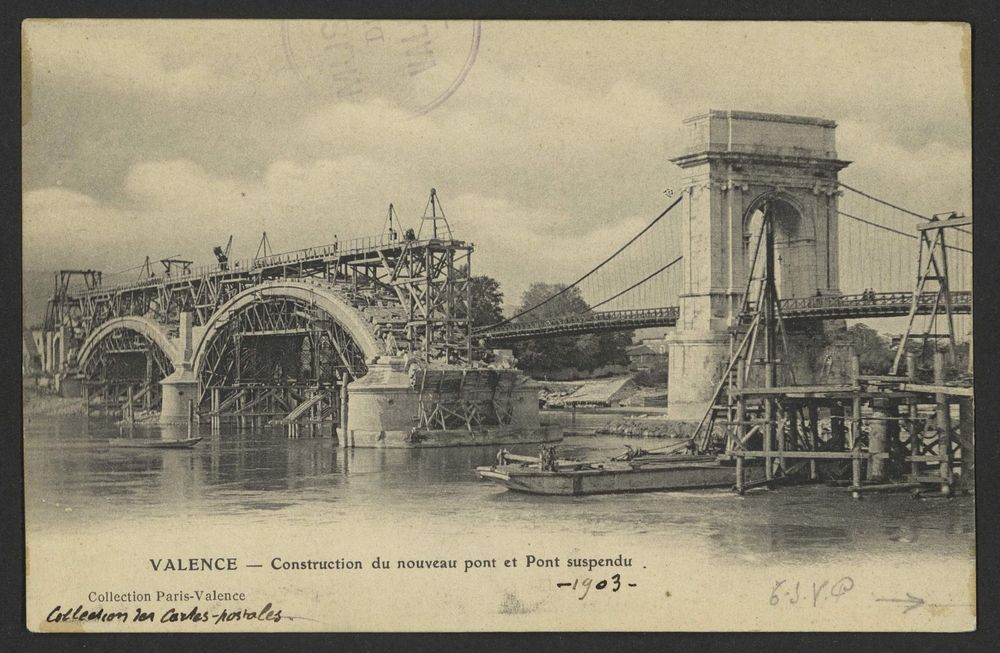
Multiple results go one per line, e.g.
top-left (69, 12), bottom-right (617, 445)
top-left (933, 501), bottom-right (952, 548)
top-left (876, 592), bottom-right (925, 614)
top-left (876, 593), bottom-right (972, 614)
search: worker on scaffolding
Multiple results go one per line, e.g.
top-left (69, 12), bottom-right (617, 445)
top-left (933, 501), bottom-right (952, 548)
top-left (213, 245), bottom-right (229, 271)
top-left (539, 445), bottom-right (558, 471)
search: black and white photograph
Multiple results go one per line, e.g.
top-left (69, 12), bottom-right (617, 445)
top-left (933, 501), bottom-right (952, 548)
top-left (21, 19), bottom-right (974, 632)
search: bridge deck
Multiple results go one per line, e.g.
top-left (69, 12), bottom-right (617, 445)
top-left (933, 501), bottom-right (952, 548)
top-left (479, 291), bottom-right (972, 343)
top-left (72, 235), bottom-right (470, 300)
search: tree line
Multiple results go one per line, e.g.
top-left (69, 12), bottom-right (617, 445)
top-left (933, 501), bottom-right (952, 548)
top-left (470, 276), bottom-right (632, 374)
top-left (469, 275), bottom-right (965, 381)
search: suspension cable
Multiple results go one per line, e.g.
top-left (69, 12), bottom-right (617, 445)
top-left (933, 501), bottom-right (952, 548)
top-left (486, 195), bottom-right (684, 328)
top-left (838, 181), bottom-right (971, 235)
top-left (589, 256), bottom-right (683, 311)
top-left (837, 210), bottom-right (971, 254)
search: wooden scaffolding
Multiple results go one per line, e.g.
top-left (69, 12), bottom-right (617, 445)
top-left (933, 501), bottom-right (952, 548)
top-left (692, 203), bottom-right (973, 497)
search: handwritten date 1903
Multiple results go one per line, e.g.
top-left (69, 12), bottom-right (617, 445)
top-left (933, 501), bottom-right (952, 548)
top-left (770, 577), bottom-right (855, 607)
top-left (556, 574), bottom-right (637, 600)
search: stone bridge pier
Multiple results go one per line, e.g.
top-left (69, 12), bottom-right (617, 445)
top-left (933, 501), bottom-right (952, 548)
top-left (666, 110), bottom-right (851, 421)
top-left (159, 312), bottom-right (198, 423)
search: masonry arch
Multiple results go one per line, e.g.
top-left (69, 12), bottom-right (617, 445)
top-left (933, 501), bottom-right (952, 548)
top-left (77, 316), bottom-right (181, 374)
top-left (191, 281), bottom-right (385, 408)
top-left (77, 317), bottom-right (181, 411)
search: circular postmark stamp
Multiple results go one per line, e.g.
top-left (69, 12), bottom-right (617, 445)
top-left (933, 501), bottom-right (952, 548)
top-left (281, 20), bottom-right (481, 117)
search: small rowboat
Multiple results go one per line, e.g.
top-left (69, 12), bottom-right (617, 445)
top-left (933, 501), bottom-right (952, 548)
top-left (107, 437), bottom-right (203, 449)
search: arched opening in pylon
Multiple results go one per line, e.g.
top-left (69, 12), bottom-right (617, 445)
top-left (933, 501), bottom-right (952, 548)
top-left (744, 195), bottom-right (818, 301)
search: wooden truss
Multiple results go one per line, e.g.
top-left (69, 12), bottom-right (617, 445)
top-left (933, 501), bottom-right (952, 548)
top-left (47, 231), bottom-right (474, 371)
top-left (687, 204), bottom-right (971, 493)
top-left (340, 240), bottom-right (473, 363)
top-left (80, 326), bottom-right (175, 415)
top-left (890, 213), bottom-right (971, 375)
top-left (412, 367), bottom-right (519, 432)
top-left (197, 296), bottom-right (367, 407)
top-left (207, 384), bottom-right (339, 436)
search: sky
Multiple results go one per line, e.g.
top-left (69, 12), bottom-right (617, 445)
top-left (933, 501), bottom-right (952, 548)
top-left (22, 20), bottom-right (971, 312)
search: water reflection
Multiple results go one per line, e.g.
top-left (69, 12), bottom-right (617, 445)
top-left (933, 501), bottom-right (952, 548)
top-left (24, 416), bottom-right (975, 563)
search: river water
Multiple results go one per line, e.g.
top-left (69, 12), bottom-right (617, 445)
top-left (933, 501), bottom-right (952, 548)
top-left (24, 414), bottom-right (975, 566)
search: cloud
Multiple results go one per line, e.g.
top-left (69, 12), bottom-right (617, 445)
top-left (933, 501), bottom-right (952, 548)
top-left (23, 155), bottom-right (664, 314)
top-left (21, 20), bottom-right (971, 317)
top-left (446, 192), bottom-right (655, 309)
top-left (838, 119), bottom-right (971, 214)
top-left (24, 155), bottom-right (439, 274)
top-left (297, 62), bottom-right (685, 236)
top-left (23, 188), bottom-right (138, 272)
top-left (25, 21), bottom-right (222, 102)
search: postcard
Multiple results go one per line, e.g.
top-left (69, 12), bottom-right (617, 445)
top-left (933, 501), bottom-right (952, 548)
top-left (22, 20), bottom-right (974, 632)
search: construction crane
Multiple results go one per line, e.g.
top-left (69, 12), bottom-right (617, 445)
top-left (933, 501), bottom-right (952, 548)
top-left (213, 235), bottom-right (233, 270)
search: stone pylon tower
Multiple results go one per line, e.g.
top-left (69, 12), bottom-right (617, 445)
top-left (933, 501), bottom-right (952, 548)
top-left (666, 110), bottom-right (850, 420)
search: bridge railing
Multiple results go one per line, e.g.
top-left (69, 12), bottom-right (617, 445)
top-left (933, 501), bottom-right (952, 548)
top-left (774, 290), bottom-right (973, 316)
top-left (478, 306), bottom-right (680, 337)
top-left (239, 233), bottom-right (400, 270)
top-left (479, 289), bottom-right (973, 340)
top-left (77, 234), bottom-right (464, 298)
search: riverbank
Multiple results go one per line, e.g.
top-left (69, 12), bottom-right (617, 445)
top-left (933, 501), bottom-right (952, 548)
top-left (537, 377), bottom-right (667, 408)
top-left (542, 407), bottom-right (699, 438)
top-left (23, 385), bottom-right (86, 417)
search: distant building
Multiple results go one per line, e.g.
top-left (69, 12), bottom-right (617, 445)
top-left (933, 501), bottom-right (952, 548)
top-left (563, 376), bottom-right (638, 408)
top-left (491, 349), bottom-right (517, 368)
top-left (23, 329), bottom-right (43, 375)
top-left (626, 339), bottom-right (668, 371)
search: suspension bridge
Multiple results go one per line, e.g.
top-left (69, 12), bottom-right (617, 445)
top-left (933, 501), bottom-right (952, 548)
top-left (476, 111), bottom-right (972, 421)
top-left (475, 179), bottom-right (972, 344)
top-left (33, 110), bottom-right (972, 441)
